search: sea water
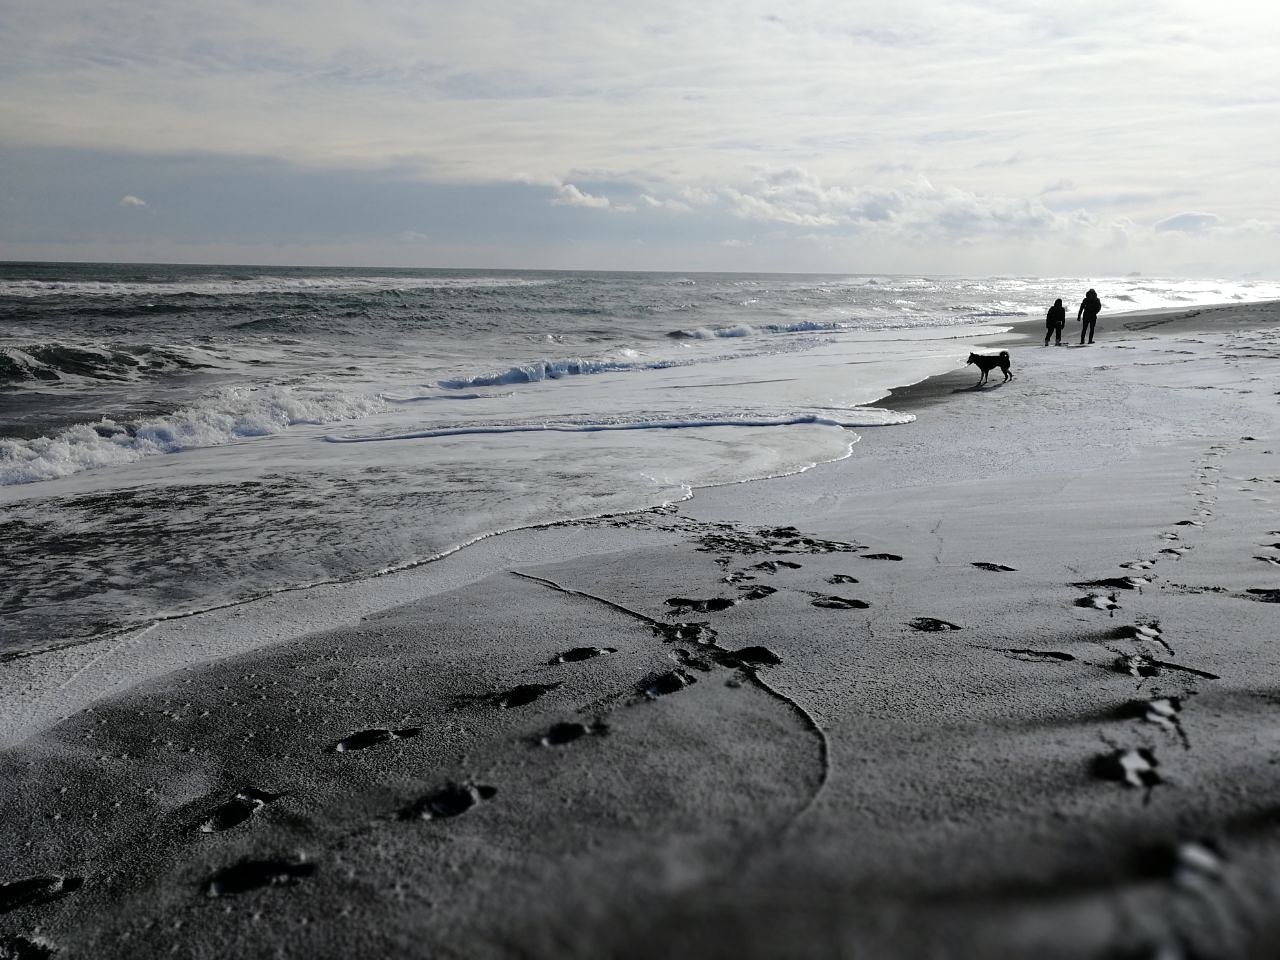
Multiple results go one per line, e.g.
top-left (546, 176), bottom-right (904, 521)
top-left (2, 264), bottom-right (1275, 654)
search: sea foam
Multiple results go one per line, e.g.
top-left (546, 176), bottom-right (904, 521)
top-left (0, 385), bottom-right (385, 484)
top-left (324, 409), bottom-right (914, 444)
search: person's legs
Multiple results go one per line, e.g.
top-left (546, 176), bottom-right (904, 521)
top-left (1045, 325), bottom-right (1052, 345)
top-left (1085, 318), bottom-right (1096, 343)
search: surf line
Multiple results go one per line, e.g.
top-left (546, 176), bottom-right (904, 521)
top-left (323, 412), bottom-right (910, 443)
top-left (510, 570), bottom-right (832, 832)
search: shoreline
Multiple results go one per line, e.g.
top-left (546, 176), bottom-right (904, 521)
top-left (1, 296), bottom-right (1278, 956)
top-left (1, 299), bottom-right (1273, 748)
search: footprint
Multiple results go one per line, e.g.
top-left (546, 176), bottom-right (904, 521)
top-left (1113, 653), bottom-right (1220, 681)
top-left (665, 597), bottom-right (736, 615)
top-left (809, 595), bottom-right (870, 610)
top-left (715, 645), bottom-right (783, 668)
top-left (330, 727), bottom-right (422, 753)
top-left (1116, 621), bottom-right (1172, 655)
top-left (1094, 747), bottom-right (1161, 791)
top-left (1174, 520), bottom-right (1204, 527)
top-left (1074, 593), bottom-right (1120, 613)
top-left (737, 585), bottom-right (778, 601)
top-left (1243, 589), bottom-right (1280, 603)
top-left (825, 574), bottom-right (859, 585)
top-left (539, 721), bottom-right (608, 747)
top-left (1159, 546), bottom-right (1192, 557)
top-left (1253, 556), bottom-right (1280, 566)
top-left (637, 670), bottom-right (697, 699)
top-left (1170, 840), bottom-right (1225, 888)
top-left (1119, 560), bottom-right (1156, 571)
top-left (908, 617), bottom-right (961, 632)
top-left (671, 648), bottom-right (716, 672)
top-left (696, 526), bottom-right (859, 557)
top-left (496, 682), bottom-right (561, 709)
top-left (0, 876), bottom-right (83, 913)
top-left (971, 562), bottom-right (1016, 572)
top-left (552, 646), bottom-right (617, 664)
top-left (0, 936), bottom-right (56, 959)
top-left (400, 783), bottom-right (497, 821)
top-left (1073, 576), bottom-right (1151, 592)
top-left (860, 553), bottom-right (903, 562)
top-left (751, 560), bottom-right (802, 573)
top-left (199, 788), bottom-right (282, 833)
top-left (1119, 697), bottom-right (1188, 746)
top-left (1114, 654), bottom-right (1160, 678)
top-left (651, 623), bottom-right (717, 645)
top-left (996, 648), bottom-right (1075, 663)
top-left (1159, 532), bottom-right (1181, 542)
top-left (204, 859), bottom-right (315, 897)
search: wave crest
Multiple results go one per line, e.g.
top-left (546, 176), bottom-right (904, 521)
top-left (0, 342), bottom-right (211, 384)
top-left (0, 385), bottom-right (386, 484)
top-left (667, 320), bottom-right (847, 339)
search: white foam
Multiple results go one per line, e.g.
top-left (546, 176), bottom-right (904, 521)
top-left (0, 385), bottom-right (385, 484)
top-left (325, 409), bottom-right (914, 444)
top-left (671, 320), bottom-right (847, 339)
top-left (435, 355), bottom-right (683, 389)
top-left (0, 275), bottom-right (554, 298)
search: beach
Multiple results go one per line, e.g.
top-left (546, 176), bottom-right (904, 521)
top-left (3, 299), bottom-right (1280, 958)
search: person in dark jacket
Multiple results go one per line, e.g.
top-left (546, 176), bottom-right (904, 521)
top-left (1077, 288), bottom-right (1102, 344)
top-left (1044, 298), bottom-right (1066, 345)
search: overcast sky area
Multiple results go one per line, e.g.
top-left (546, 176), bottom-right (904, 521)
top-left (1, 0), bottom-right (1277, 275)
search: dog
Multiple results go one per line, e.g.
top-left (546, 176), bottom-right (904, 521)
top-left (966, 350), bottom-right (1012, 385)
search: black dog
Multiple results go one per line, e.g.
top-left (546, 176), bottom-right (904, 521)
top-left (966, 350), bottom-right (1012, 384)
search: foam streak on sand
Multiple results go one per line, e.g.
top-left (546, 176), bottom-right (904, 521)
top-left (323, 410), bottom-right (910, 443)
top-left (4, 299), bottom-right (1280, 958)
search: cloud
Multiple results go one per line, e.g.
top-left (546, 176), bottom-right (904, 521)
top-left (647, 167), bottom-right (1064, 242)
top-left (1039, 179), bottom-right (1076, 195)
top-left (119, 194), bottom-right (146, 207)
top-left (1154, 212), bottom-right (1220, 233)
top-left (550, 183), bottom-right (610, 209)
top-left (640, 193), bottom-right (692, 213)
top-left (1, 2), bottom-right (1277, 273)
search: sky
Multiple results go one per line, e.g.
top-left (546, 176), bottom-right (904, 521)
top-left (1, 0), bottom-right (1277, 275)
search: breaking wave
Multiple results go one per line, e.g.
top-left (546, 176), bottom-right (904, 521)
top-left (0, 342), bottom-right (213, 384)
top-left (0, 385), bottom-right (386, 484)
top-left (0, 274), bottom-right (556, 299)
top-left (668, 320), bottom-right (848, 339)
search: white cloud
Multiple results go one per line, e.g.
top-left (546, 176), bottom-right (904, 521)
top-left (1154, 212), bottom-right (1220, 233)
top-left (550, 183), bottom-right (610, 208)
top-left (646, 168), bottom-right (1067, 242)
top-left (119, 194), bottom-right (147, 207)
top-left (640, 194), bottom-right (692, 213)
top-left (1, 1), bottom-right (1277, 271)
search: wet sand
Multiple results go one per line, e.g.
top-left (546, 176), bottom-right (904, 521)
top-left (3, 301), bottom-right (1279, 958)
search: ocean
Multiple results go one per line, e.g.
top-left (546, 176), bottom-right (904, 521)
top-left (2, 262), bottom-right (1276, 657)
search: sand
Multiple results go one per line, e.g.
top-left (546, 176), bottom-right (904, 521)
top-left (2, 301), bottom-right (1279, 959)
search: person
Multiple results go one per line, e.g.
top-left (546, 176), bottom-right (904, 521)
top-left (1077, 288), bottom-right (1102, 344)
top-left (1044, 298), bottom-right (1066, 346)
